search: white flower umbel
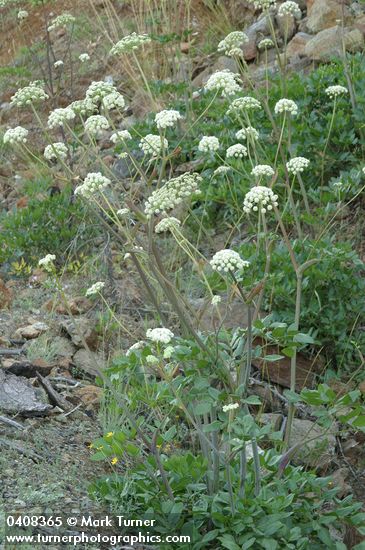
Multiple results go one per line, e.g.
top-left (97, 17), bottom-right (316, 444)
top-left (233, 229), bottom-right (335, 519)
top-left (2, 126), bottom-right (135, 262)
top-left (274, 98), bottom-right (298, 116)
top-left (325, 85), bottom-right (348, 99)
top-left (211, 295), bottom-right (222, 306)
top-left (86, 81), bottom-right (117, 104)
top-left (10, 82), bottom-right (48, 107)
top-left (146, 327), bottom-right (174, 344)
top-left (38, 254), bottom-right (56, 272)
top-left (155, 217), bottom-right (181, 234)
top-left (243, 185), bottom-right (278, 214)
top-left (236, 127), bottom-right (259, 141)
top-left (226, 143), bottom-right (247, 159)
top-left (144, 172), bottom-right (202, 217)
top-left (17, 9), bottom-right (28, 20)
top-left (258, 38), bottom-right (274, 50)
top-left (286, 156), bottom-right (310, 175)
top-left (126, 340), bottom-right (146, 356)
top-left (217, 31), bottom-right (249, 57)
top-left (278, 1), bottom-right (301, 18)
top-left (3, 126), bottom-right (28, 145)
top-left (155, 109), bottom-right (182, 130)
top-left (223, 402), bottom-right (239, 412)
top-left (110, 33), bottom-right (151, 55)
top-left (79, 53), bottom-right (90, 62)
top-left (214, 166), bottom-right (231, 176)
top-left (111, 130), bottom-right (132, 144)
top-left (70, 99), bottom-right (97, 118)
top-left (251, 164), bottom-right (274, 178)
top-left (54, 60), bottom-right (64, 69)
top-left (198, 136), bottom-right (220, 153)
top-left (139, 134), bottom-right (168, 156)
top-left (74, 172), bottom-right (111, 199)
top-left (85, 281), bottom-right (105, 297)
top-left (44, 142), bottom-right (68, 161)
top-left (248, 0), bottom-right (276, 9)
top-left (48, 13), bottom-right (75, 32)
top-left (48, 107), bottom-right (75, 129)
top-left (210, 249), bottom-right (249, 273)
top-left (84, 115), bottom-right (110, 136)
top-left (102, 92), bottom-right (125, 111)
top-left (117, 207), bottom-right (130, 217)
top-left (204, 70), bottom-right (242, 98)
top-left (227, 96), bottom-right (261, 115)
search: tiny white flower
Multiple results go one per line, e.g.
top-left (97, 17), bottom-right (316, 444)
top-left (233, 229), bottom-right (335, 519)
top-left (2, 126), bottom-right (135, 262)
top-left (84, 115), bottom-right (110, 136)
top-left (111, 130), bottom-right (132, 144)
top-left (278, 1), bottom-right (301, 19)
top-left (286, 156), bottom-right (310, 175)
top-left (110, 33), bottom-right (151, 56)
top-left (251, 165), bottom-right (274, 178)
top-left (227, 96), bottom-right (261, 115)
top-left (247, 0), bottom-right (276, 8)
top-left (44, 142), bottom-right (68, 161)
top-left (258, 38), bottom-right (274, 50)
top-left (48, 13), bottom-right (75, 32)
top-left (74, 172), bottom-right (111, 198)
top-left (222, 402), bottom-right (239, 412)
top-left (236, 127), bottom-right (259, 141)
top-left (117, 208), bottom-right (130, 217)
top-left (146, 355), bottom-right (159, 365)
top-left (217, 31), bottom-right (249, 57)
top-left (211, 295), bottom-right (222, 306)
top-left (38, 254), bottom-right (56, 272)
top-left (79, 53), bottom-right (90, 63)
top-left (102, 92), bottom-right (125, 111)
top-left (155, 217), bottom-right (181, 234)
top-left (243, 185), bottom-right (278, 214)
top-left (163, 346), bottom-right (175, 359)
top-left (214, 166), bottom-right (231, 177)
top-left (3, 126), bottom-right (28, 145)
top-left (54, 60), bottom-right (64, 69)
top-left (204, 70), bottom-right (242, 98)
top-left (325, 85), bottom-right (348, 99)
top-left (48, 107), bottom-right (75, 129)
top-left (10, 82), bottom-right (48, 107)
top-left (144, 172), bottom-right (201, 217)
top-left (126, 341), bottom-right (146, 355)
top-left (139, 134), bottom-right (168, 156)
top-left (17, 9), bottom-right (28, 20)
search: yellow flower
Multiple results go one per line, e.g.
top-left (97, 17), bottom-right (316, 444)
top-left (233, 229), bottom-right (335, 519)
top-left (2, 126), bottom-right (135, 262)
top-left (111, 457), bottom-right (118, 465)
top-left (105, 432), bottom-right (114, 438)
top-left (88, 443), bottom-right (94, 449)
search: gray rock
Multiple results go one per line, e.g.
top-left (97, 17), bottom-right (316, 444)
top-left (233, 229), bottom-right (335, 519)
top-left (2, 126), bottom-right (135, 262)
top-left (113, 149), bottom-right (144, 179)
top-left (289, 418), bottom-right (337, 467)
top-left (307, 0), bottom-right (351, 34)
top-left (0, 370), bottom-right (51, 416)
top-left (304, 26), bottom-right (364, 60)
top-left (72, 349), bottom-right (104, 377)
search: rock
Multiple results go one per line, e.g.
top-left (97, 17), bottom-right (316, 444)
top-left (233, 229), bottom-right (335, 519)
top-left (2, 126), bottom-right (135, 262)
top-left (328, 468), bottom-right (352, 498)
top-left (0, 370), bottom-right (52, 416)
top-left (113, 149), bottom-right (144, 179)
top-left (251, 337), bottom-right (319, 390)
top-left (304, 26), bottom-right (364, 60)
top-left (286, 32), bottom-right (312, 57)
top-left (289, 418), bottom-right (337, 467)
top-left (248, 383), bottom-right (283, 412)
top-left (72, 349), bottom-right (104, 377)
top-left (60, 318), bottom-right (99, 350)
top-left (3, 359), bottom-right (52, 378)
top-left (43, 296), bottom-right (92, 315)
top-left (354, 13), bottom-right (365, 34)
top-left (194, 296), bottom-right (250, 332)
top-left (73, 385), bottom-right (103, 412)
top-left (276, 13), bottom-right (297, 41)
top-left (14, 322), bottom-right (49, 340)
top-left (258, 413), bottom-right (284, 431)
top-left (307, 0), bottom-right (350, 33)
top-left (359, 380), bottom-right (365, 395)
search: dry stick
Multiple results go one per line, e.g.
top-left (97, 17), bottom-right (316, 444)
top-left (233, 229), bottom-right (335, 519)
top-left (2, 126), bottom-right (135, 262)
top-left (0, 415), bottom-right (24, 430)
top-left (36, 371), bottom-right (73, 411)
top-left (151, 430), bottom-right (175, 501)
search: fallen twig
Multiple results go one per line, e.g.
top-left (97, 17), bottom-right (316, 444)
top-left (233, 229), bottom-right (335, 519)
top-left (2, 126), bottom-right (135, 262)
top-left (0, 415), bottom-right (24, 430)
top-left (36, 371), bottom-right (72, 412)
top-left (0, 348), bottom-right (23, 356)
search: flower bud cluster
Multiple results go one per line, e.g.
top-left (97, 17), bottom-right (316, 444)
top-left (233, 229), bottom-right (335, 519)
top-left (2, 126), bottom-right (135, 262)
top-left (217, 31), bottom-right (248, 57)
top-left (155, 110), bottom-right (182, 129)
top-left (210, 249), bottom-right (249, 272)
top-left (84, 115), bottom-right (110, 136)
top-left (110, 33), bottom-right (151, 55)
top-left (155, 217), bottom-right (181, 234)
top-left (243, 185), bottom-right (278, 214)
top-left (74, 172), bottom-right (111, 198)
top-left (11, 82), bottom-right (48, 107)
top-left (204, 70), bottom-right (242, 97)
top-left (139, 134), bottom-right (168, 156)
top-left (226, 143), bottom-right (247, 159)
top-left (3, 126), bottom-right (28, 145)
top-left (198, 136), bottom-right (220, 152)
top-left (44, 142), bottom-right (68, 161)
top-left (48, 107), bottom-right (76, 129)
top-left (286, 156), bottom-right (310, 175)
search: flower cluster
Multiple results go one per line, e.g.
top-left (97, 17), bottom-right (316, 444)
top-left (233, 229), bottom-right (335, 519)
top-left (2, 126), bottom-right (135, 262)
top-left (79, 53), bottom-right (90, 62)
top-left (252, 164), bottom-right (274, 178)
top-left (155, 217), bottom-right (181, 234)
top-left (223, 402), bottom-right (239, 412)
top-left (110, 33), bottom-right (151, 55)
top-left (10, 82), bottom-right (48, 107)
top-left (243, 186), bottom-right (278, 214)
top-left (54, 60), bottom-right (64, 69)
top-left (198, 136), bottom-right (220, 153)
top-left (258, 38), bottom-right (274, 50)
top-left (247, 0), bottom-right (276, 9)
top-left (278, 1), bottom-right (301, 18)
top-left (204, 70), bottom-right (242, 97)
top-left (286, 156), bottom-right (310, 175)
top-left (227, 96), bottom-right (261, 114)
top-left (146, 327), bottom-right (174, 344)
top-left (155, 110), bottom-right (182, 130)
top-left (325, 85), bottom-right (348, 99)
top-left (48, 107), bottom-right (76, 129)
top-left (139, 134), bottom-right (168, 156)
top-left (102, 91), bottom-right (125, 111)
top-left (236, 127), bottom-right (259, 141)
top-left (217, 31), bottom-right (248, 57)
top-left (126, 340), bottom-right (146, 356)
top-left (86, 81), bottom-right (117, 104)
top-left (210, 249), bottom-right (249, 273)
top-left (226, 143), bottom-right (247, 159)
top-left (85, 281), bottom-right (105, 297)
top-left (38, 254), bottom-right (56, 272)
top-left (111, 130), bottom-right (132, 144)
top-left (48, 13), bottom-right (76, 32)
top-left (117, 207), bottom-right (130, 217)
top-left (144, 172), bottom-right (202, 217)
top-left (274, 98), bottom-right (298, 116)
top-left (3, 126), bottom-right (28, 145)
top-left (74, 172), bottom-right (111, 198)
top-left (44, 142), bottom-right (68, 161)
top-left (214, 166), bottom-right (231, 177)
top-left (17, 9), bottom-right (28, 20)
top-left (84, 115), bottom-right (110, 136)
top-left (211, 295), bottom-right (222, 306)
top-left (70, 99), bottom-right (96, 118)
